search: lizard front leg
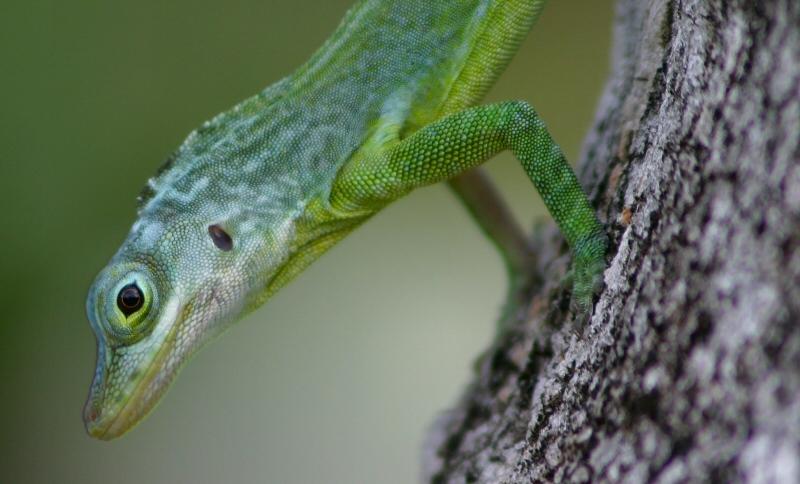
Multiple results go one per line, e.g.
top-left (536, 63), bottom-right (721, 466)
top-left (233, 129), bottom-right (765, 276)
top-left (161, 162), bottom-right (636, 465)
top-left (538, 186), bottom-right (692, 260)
top-left (331, 101), bottom-right (608, 313)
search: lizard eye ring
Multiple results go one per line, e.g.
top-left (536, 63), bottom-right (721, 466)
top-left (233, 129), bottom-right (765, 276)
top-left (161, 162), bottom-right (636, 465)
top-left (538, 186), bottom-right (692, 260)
top-left (101, 271), bottom-right (156, 344)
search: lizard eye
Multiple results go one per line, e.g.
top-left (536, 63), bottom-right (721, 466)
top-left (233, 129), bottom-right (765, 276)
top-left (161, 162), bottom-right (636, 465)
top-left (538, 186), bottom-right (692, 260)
top-left (117, 283), bottom-right (144, 316)
top-left (100, 273), bottom-right (155, 344)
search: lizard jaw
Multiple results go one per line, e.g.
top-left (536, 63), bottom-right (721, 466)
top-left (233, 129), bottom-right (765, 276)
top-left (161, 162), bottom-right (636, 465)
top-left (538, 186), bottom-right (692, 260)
top-left (83, 296), bottom-right (182, 440)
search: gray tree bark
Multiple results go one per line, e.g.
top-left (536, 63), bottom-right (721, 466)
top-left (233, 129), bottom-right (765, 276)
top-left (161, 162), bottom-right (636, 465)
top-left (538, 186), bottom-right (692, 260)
top-left (423, 0), bottom-right (800, 482)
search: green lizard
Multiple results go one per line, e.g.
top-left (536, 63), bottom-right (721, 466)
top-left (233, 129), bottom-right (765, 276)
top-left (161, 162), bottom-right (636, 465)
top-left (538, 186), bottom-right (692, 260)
top-left (84, 0), bottom-right (607, 440)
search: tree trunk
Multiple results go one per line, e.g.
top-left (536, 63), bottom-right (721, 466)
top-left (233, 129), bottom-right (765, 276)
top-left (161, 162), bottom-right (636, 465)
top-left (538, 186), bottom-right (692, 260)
top-left (422, 0), bottom-right (800, 482)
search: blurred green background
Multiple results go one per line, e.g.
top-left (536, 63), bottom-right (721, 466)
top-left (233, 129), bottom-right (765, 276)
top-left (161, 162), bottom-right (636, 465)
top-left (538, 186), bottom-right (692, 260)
top-left (0, 1), bottom-right (612, 482)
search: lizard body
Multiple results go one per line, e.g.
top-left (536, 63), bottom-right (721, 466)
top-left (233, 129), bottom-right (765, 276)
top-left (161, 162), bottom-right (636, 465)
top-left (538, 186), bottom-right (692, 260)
top-left (84, 0), bottom-right (607, 439)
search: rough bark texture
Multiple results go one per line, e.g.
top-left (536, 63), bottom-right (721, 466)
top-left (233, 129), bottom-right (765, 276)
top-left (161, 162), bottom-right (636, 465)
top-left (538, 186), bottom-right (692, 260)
top-left (423, 0), bottom-right (800, 482)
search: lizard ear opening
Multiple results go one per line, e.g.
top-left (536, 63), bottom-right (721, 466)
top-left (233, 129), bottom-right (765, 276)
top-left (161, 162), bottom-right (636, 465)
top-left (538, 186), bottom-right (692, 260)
top-left (208, 224), bottom-right (233, 251)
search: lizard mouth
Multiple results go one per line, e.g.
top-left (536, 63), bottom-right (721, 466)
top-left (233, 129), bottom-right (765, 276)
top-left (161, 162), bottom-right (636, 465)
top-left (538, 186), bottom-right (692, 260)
top-left (83, 281), bottom-right (239, 440)
top-left (83, 296), bottom-right (183, 440)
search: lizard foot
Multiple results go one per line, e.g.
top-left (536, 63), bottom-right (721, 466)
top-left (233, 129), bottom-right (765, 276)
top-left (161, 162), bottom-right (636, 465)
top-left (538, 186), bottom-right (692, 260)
top-left (567, 233), bottom-right (608, 326)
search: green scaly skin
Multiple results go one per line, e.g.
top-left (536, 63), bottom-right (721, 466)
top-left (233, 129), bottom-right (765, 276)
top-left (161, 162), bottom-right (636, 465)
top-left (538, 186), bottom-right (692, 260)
top-left (84, 0), bottom-right (607, 440)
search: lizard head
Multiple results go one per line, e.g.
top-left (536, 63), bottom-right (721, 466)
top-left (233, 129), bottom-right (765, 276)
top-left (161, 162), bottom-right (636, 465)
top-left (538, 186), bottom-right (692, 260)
top-left (83, 212), bottom-right (293, 440)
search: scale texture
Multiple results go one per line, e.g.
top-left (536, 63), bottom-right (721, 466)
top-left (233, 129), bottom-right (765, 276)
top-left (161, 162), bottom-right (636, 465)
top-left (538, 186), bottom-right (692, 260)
top-left (82, 0), bottom-right (607, 441)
